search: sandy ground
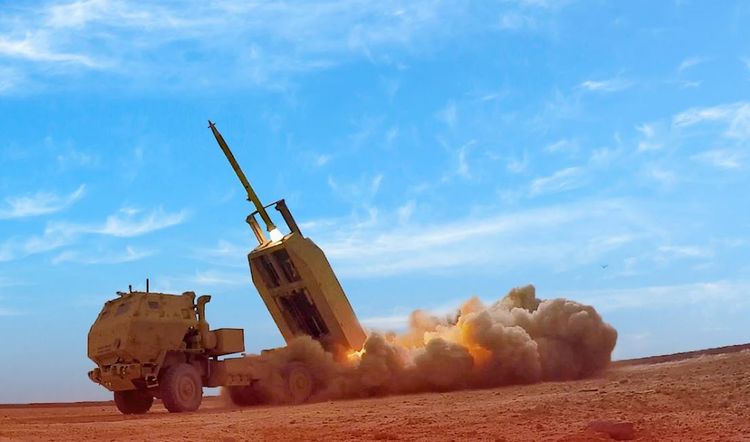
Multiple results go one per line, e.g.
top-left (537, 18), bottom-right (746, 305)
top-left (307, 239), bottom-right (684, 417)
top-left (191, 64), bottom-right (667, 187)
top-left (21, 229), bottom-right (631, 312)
top-left (1, 346), bottom-right (749, 441)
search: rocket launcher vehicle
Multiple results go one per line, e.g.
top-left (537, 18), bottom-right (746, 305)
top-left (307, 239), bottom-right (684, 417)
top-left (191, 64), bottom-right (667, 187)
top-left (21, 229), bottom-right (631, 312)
top-left (85, 122), bottom-right (368, 415)
top-left (208, 121), bottom-right (367, 357)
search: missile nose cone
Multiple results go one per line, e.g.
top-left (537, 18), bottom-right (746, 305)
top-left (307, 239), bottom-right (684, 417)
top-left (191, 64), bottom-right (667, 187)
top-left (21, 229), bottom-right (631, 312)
top-left (208, 119), bottom-right (215, 128)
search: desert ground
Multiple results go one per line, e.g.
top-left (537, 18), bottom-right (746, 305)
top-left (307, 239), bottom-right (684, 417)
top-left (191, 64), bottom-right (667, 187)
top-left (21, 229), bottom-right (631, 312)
top-left (1, 345), bottom-right (748, 442)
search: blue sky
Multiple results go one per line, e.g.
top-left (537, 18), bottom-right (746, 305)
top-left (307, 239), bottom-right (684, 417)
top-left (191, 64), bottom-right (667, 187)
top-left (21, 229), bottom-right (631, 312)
top-left (1, 0), bottom-right (748, 403)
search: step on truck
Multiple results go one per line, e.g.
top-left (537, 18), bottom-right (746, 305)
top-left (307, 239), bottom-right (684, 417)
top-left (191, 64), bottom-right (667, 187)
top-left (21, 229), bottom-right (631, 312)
top-left (87, 121), bottom-right (367, 414)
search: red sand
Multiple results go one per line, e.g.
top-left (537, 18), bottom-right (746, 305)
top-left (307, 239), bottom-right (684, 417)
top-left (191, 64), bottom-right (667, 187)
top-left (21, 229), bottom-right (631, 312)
top-left (1, 345), bottom-right (748, 441)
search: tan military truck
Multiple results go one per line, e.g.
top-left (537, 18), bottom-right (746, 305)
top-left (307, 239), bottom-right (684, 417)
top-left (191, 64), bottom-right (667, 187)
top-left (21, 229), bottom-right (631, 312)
top-left (89, 290), bottom-right (245, 413)
top-left (87, 287), bottom-right (324, 413)
top-left (87, 122), bottom-right (367, 414)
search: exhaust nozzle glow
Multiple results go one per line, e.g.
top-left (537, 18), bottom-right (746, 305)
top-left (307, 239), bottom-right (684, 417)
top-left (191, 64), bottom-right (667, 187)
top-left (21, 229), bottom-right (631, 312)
top-left (269, 228), bottom-right (284, 242)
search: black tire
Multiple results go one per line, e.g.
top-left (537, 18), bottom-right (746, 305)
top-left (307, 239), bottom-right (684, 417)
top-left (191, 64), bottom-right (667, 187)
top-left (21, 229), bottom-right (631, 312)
top-left (284, 361), bottom-right (314, 404)
top-left (114, 390), bottom-right (153, 414)
top-left (160, 363), bottom-right (203, 412)
top-left (226, 384), bottom-right (265, 407)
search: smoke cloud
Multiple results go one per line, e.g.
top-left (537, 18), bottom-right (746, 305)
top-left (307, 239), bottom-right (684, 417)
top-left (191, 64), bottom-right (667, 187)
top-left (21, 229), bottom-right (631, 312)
top-left (225, 285), bottom-right (617, 404)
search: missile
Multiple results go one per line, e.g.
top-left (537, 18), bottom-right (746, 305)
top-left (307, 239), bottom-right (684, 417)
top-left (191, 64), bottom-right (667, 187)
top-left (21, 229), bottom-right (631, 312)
top-left (208, 120), bottom-right (278, 234)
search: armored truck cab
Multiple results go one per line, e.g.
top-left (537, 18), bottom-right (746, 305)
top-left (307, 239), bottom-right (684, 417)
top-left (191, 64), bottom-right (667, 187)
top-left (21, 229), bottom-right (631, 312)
top-left (88, 290), bottom-right (248, 413)
top-left (88, 289), bottom-right (315, 414)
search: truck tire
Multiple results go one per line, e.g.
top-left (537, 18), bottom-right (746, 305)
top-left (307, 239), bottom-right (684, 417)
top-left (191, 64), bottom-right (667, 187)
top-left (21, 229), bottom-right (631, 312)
top-left (284, 361), bottom-right (314, 404)
top-left (227, 384), bottom-right (265, 406)
top-left (114, 390), bottom-right (153, 414)
top-left (160, 363), bottom-right (203, 412)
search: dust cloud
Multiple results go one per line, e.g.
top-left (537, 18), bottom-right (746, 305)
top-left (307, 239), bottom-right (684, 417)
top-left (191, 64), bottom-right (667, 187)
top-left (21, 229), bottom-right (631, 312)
top-left (226, 285), bottom-right (617, 404)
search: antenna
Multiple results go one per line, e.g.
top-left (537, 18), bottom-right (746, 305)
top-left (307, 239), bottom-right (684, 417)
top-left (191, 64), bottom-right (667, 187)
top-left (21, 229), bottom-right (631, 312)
top-left (146, 278), bottom-right (150, 293)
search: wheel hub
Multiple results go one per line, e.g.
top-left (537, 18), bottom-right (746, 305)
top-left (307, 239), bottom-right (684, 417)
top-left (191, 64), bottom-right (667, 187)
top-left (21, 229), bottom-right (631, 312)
top-left (177, 377), bottom-right (196, 402)
top-left (288, 367), bottom-right (313, 402)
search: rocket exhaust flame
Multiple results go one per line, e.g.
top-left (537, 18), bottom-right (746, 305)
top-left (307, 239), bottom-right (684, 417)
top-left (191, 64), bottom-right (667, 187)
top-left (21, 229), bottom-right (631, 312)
top-left (346, 348), bottom-right (366, 362)
top-left (226, 284), bottom-right (617, 404)
top-left (269, 228), bottom-right (284, 242)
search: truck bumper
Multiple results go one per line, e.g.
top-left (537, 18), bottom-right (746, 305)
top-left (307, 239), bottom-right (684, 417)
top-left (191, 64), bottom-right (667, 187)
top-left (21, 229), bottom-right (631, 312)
top-left (88, 364), bottom-right (145, 391)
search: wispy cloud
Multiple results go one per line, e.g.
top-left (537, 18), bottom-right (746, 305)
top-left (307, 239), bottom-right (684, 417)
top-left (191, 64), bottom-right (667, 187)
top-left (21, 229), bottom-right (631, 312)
top-left (636, 123), bottom-right (663, 152)
top-left (93, 207), bottom-right (187, 237)
top-left (397, 200), bottom-right (416, 225)
top-left (44, 0), bottom-right (199, 30)
top-left (533, 89), bottom-right (581, 127)
top-left (0, 206), bottom-right (187, 262)
top-left (52, 245), bottom-right (155, 265)
top-left (0, 35), bottom-right (101, 67)
top-left (656, 245), bottom-right (712, 260)
top-left (529, 166), bottom-right (585, 196)
top-left (516, 0), bottom-right (572, 7)
top-left (506, 152), bottom-right (529, 174)
top-left (544, 138), bottom-right (578, 154)
top-left (0, 0), bottom-right (523, 91)
top-left (0, 185), bottom-right (85, 219)
top-left (56, 149), bottom-right (98, 170)
top-left (456, 141), bottom-right (474, 179)
top-left (0, 66), bottom-right (24, 94)
top-left (314, 154), bottom-right (331, 167)
top-left (677, 56), bottom-right (708, 72)
top-left (672, 102), bottom-right (750, 139)
top-left (436, 101), bottom-right (458, 129)
top-left (497, 12), bottom-right (537, 31)
top-left (579, 77), bottom-right (632, 93)
top-left (691, 149), bottom-right (744, 170)
top-left (0, 223), bottom-right (75, 262)
top-left (573, 279), bottom-right (750, 313)
top-left (309, 199), bottom-right (647, 277)
top-left (191, 240), bottom-right (254, 270)
top-left (741, 57), bottom-right (750, 75)
top-left (195, 239), bottom-right (252, 260)
top-left (631, 103), bottom-right (750, 185)
top-left (676, 79), bottom-right (702, 89)
top-left (360, 313), bottom-right (411, 330)
top-left (190, 270), bottom-right (249, 286)
top-left (327, 173), bottom-right (385, 204)
top-left (642, 164), bottom-right (677, 190)
top-left (589, 146), bottom-right (620, 166)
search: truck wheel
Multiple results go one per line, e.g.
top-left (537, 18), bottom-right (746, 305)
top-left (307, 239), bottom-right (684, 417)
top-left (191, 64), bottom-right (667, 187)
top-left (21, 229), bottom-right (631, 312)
top-left (160, 363), bottom-right (203, 412)
top-left (114, 390), bottom-right (153, 414)
top-left (227, 385), bottom-right (265, 406)
top-left (284, 362), bottom-right (314, 404)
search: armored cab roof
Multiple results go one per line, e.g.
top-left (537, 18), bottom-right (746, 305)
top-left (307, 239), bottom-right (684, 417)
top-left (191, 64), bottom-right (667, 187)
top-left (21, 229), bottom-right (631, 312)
top-left (108, 291), bottom-right (196, 301)
top-left (89, 290), bottom-right (201, 371)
